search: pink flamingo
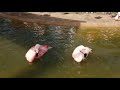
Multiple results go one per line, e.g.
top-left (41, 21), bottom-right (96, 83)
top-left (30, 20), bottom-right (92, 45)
top-left (25, 44), bottom-right (52, 63)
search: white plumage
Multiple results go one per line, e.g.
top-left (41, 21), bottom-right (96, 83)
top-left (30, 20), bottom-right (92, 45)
top-left (115, 12), bottom-right (120, 20)
top-left (72, 45), bottom-right (92, 62)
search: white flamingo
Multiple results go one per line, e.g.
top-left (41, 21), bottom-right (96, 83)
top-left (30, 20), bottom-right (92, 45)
top-left (115, 12), bottom-right (120, 20)
top-left (72, 45), bottom-right (92, 62)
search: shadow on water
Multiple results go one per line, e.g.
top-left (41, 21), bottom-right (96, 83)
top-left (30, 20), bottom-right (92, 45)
top-left (0, 17), bottom-right (78, 78)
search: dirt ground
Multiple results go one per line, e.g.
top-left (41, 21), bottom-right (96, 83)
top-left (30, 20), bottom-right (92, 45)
top-left (28, 12), bottom-right (120, 28)
top-left (0, 12), bottom-right (120, 28)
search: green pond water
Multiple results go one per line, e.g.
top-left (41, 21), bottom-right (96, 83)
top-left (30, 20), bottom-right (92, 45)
top-left (0, 17), bottom-right (120, 78)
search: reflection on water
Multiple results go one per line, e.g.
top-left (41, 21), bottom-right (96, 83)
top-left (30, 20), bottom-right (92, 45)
top-left (0, 17), bottom-right (120, 78)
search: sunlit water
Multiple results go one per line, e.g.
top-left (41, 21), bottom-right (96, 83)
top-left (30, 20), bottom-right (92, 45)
top-left (0, 17), bottom-right (120, 78)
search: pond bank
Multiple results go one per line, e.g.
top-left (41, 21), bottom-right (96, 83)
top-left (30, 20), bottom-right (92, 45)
top-left (28, 12), bottom-right (120, 28)
top-left (0, 12), bottom-right (120, 28)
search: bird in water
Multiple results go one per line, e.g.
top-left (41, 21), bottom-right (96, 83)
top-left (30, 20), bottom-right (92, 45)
top-left (72, 45), bottom-right (92, 63)
top-left (25, 44), bottom-right (52, 63)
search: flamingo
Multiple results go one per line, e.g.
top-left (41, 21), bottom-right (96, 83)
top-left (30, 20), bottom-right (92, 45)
top-left (115, 12), bottom-right (120, 20)
top-left (25, 44), bottom-right (52, 63)
top-left (72, 45), bottom-right (92, 63)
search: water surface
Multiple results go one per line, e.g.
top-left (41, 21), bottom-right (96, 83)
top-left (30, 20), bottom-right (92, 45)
top-left (0, 17), bottom-right (120, 78)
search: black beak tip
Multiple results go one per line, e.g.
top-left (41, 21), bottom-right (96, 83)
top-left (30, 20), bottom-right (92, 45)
top-left (84, 53), bottom-right (87, 58)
